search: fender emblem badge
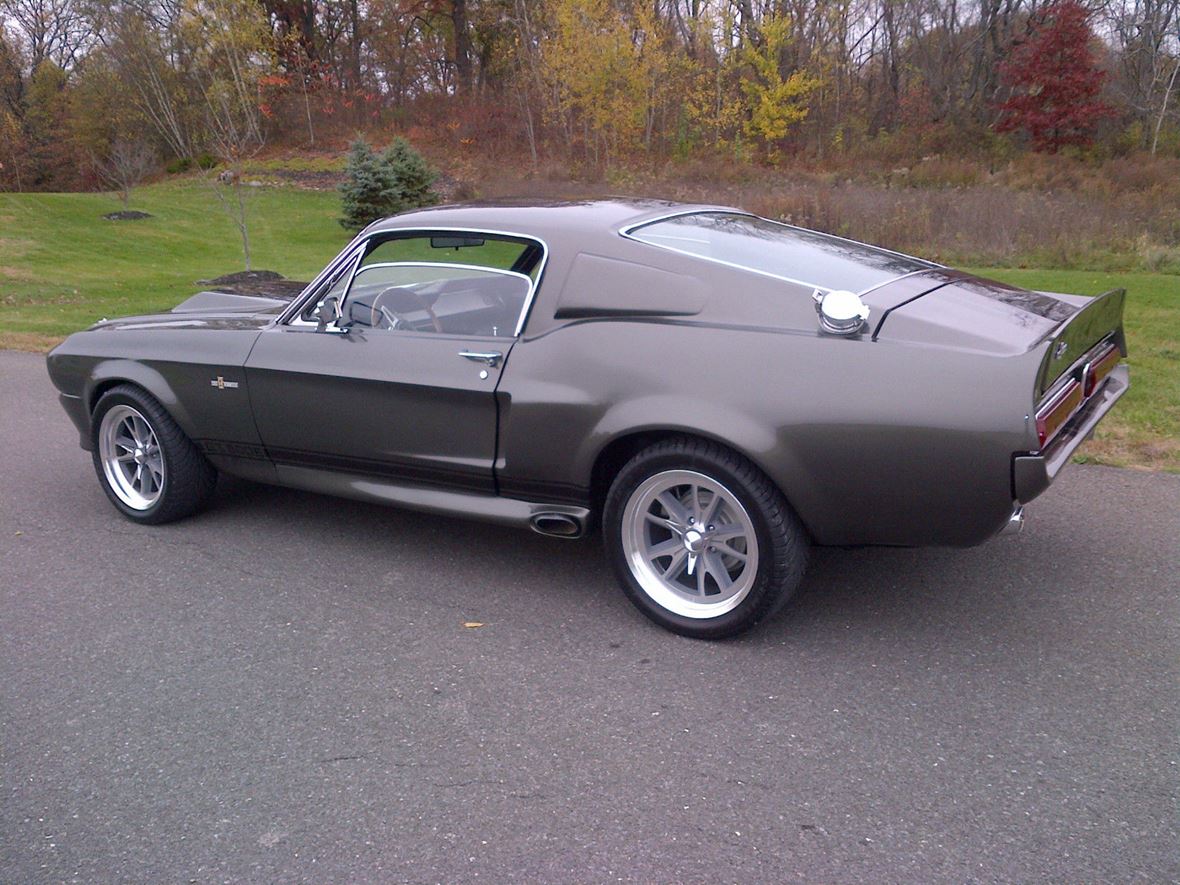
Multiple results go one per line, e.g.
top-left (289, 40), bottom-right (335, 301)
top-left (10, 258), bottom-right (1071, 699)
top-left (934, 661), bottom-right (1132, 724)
top-left (210, 376), bottom-right (240, 390)
top-left (1054, 341), bottom-right (1069, 359)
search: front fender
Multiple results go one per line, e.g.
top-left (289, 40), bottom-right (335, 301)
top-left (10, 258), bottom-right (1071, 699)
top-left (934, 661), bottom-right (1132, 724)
top-left (87, 359), bottom-right (198, 439)
top-left (46, 326), bottom-right (264, 451)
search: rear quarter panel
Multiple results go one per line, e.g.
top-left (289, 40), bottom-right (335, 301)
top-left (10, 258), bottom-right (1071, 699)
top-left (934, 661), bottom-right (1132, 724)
top-left (497, 319), bottom-right (1040, 546)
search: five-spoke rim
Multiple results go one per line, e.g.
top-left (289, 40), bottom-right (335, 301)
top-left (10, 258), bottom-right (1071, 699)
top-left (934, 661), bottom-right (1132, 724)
top-left (621, 469), bottom-right (759, 619)
top-left (98, 404), bottom-right (164, 511)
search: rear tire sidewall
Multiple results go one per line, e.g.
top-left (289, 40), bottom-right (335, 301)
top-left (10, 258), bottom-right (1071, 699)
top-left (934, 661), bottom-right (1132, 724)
top-left (604, 444), bottom-right (803, 639)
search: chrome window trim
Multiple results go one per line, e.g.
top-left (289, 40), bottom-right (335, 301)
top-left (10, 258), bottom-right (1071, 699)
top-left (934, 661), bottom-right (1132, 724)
top-left (280, 226), bottom-right (549, 337)
top-left (288, 249), bottom-right (364, 328)
top-left (855, 267), bottom-right (939, 298)
top-left (619, 209), bottom-right (941, 294)
top-left (279, 231), bottom-right (367, 326)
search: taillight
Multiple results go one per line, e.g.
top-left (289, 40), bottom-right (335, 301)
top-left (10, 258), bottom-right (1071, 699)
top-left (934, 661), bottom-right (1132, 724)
top-left (1083, 344), bottom-right (1120, 397)
top-left (1035, 380), bottom-right (1083, 448)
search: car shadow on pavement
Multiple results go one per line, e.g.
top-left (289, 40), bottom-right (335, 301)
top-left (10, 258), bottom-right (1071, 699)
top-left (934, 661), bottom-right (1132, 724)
top-left (201, 474), bottom-right (1063, 651)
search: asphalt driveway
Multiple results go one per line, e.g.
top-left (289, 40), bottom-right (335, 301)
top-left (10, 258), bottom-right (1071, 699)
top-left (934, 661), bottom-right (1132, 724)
top-left (1, 349), bottom-right (1177, 883)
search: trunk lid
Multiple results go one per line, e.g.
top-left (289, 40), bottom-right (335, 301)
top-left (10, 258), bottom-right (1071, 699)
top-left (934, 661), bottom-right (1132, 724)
top-left (866, 271), bottom-right (1125, 392)
top-left (1032, 287), bottom-right (1126, 398)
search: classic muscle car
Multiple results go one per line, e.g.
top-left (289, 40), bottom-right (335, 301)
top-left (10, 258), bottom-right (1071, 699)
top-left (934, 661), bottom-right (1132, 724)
top-left (46, 199), bottom-right (1129, 638)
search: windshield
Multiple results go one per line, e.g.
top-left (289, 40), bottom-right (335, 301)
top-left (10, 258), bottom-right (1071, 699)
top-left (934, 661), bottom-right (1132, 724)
top-left (627, 212), bottom-right (936, 293)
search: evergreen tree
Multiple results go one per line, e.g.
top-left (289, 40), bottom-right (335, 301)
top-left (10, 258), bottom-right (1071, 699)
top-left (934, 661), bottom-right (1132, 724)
top-left (339, 136), bottom-right (438, 232)
top-left (339, 138), bottom-right (394, 231)
top-left (382, 137), bottom-right (439, 212)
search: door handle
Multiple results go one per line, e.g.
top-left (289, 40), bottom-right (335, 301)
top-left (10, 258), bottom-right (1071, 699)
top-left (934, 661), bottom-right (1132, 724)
top-left (459, 350), bottom-right (503, 368)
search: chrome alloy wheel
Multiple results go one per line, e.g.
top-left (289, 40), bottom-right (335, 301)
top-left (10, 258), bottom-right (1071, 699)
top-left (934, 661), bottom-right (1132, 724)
top-left (98, 404), bottom-right (165, 511)
top-left (620, 469), bottom-right (759, 619)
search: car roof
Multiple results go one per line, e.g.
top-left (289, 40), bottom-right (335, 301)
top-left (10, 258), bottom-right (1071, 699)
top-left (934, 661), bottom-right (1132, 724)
top-left (364, 198), bottom-right (738, 240)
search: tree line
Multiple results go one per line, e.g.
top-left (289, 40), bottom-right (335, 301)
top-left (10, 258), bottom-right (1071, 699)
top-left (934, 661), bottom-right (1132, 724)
top-left (2, 0), bottom-right (1179, 193)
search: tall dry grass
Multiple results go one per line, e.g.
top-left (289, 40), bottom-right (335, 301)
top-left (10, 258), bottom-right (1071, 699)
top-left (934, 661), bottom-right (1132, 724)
top-left (469, 152), bottom-right (1180, 271)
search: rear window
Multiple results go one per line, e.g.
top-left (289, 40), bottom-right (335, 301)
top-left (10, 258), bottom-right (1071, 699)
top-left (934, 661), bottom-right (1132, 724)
top-left (626, 212), bottom-right (935, 293)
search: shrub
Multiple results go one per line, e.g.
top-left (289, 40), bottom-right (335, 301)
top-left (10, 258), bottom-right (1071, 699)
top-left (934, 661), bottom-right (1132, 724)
top-left (384, 137), bottom-right (438, 209)
top-left (339, 140), bottom-right (389, 232)
top-left (165, 154), bottom-right (218, 174)
top-left (339, 137), bottom-right (439, 232)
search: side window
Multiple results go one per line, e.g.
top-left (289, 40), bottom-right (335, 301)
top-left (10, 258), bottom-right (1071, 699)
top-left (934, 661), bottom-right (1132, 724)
top-left (341, 263), bottom-right (531, 338)
top-left (293, 230), bottom-right (545, 336)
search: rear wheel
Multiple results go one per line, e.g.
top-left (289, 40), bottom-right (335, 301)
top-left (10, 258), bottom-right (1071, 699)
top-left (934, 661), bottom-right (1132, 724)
top-left (603, 437), bottom-right (809, 639)
top-left (91, 385), bottom-right (217, 524)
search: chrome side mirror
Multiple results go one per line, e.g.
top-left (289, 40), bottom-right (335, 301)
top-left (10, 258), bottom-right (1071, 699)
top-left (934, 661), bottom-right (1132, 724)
top-left (813, 289), bottom-right (869, 336)
top-left (315, 294), bottom-right (346, 333)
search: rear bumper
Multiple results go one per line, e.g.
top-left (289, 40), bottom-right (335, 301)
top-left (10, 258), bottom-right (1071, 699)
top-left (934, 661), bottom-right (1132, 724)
top-left (1013, 364), bottom-right (1129, 503)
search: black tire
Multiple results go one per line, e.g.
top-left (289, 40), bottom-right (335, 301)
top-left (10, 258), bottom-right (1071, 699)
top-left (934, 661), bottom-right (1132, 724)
top-left (90, 384), bottom-right (217, 525)
top-left (603, 436), bottom-right (809, 639)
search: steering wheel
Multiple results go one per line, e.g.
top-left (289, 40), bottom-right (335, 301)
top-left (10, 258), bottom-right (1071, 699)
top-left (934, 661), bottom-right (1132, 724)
top-left (370, 286), bottom-right (443, 333)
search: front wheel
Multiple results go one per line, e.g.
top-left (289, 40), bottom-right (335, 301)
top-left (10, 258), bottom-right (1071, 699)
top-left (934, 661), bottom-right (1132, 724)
top-left (91, 385), bottom-right (217, 524)
top-left (603, 437), bottom-right (809, 639)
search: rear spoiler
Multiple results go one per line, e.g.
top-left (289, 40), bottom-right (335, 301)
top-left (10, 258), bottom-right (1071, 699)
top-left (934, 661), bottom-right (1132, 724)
top-left (1035, 288), bottom-right (1126, 400)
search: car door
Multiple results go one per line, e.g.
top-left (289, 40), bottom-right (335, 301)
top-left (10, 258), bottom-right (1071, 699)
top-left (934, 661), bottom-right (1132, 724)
top-left (245, 231), bottom-right (541, 494)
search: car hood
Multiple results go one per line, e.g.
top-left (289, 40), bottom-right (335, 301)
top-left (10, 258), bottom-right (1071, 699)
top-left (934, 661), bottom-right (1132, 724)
top-left (89, 291), bottom-right (290, 334)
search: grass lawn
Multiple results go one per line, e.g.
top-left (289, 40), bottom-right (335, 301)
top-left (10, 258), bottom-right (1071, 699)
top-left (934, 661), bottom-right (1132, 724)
top-left (1, 181), bottom-right (1176, 472)
top-left (0, 180), bottom-right (347, 349)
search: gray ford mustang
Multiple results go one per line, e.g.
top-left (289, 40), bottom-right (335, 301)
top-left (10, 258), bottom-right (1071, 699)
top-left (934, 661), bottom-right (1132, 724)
top-left (47, 199), bottom-right (1128, 638)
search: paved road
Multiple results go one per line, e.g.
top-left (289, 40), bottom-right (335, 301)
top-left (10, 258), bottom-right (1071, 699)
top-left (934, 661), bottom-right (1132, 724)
top-left (1, 349), bottom-right (1177, 883)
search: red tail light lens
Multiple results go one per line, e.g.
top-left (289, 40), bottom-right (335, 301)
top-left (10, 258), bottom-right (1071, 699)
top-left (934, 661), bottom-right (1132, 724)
top-left (1035, 380), bottom-right (1083, 448)
top-left (1083, 344), bottom-right (1120, 397)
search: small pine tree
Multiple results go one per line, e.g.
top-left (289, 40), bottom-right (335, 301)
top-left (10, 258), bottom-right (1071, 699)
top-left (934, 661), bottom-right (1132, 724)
top-left (383, 137), bottom-right (439, 212)
top-left (339, 139), bottom-right (394, 232)
top-left (339, 137), bottom-right (439, 232)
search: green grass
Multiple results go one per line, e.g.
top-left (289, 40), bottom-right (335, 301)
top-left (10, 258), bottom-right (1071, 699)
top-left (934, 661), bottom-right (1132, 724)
top-left (243, 155), bottom-right (347, 173)
top-left (1, 181), bottom-right (1175, 471)
top-left (0, 180), bottom-right (347, 347)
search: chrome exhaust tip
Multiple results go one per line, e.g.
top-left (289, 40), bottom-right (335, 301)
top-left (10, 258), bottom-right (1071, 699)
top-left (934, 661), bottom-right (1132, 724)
top-left (1001, 506), bottom-right (1025, 536)
top-left (530, 512), bottom-right (584, 539)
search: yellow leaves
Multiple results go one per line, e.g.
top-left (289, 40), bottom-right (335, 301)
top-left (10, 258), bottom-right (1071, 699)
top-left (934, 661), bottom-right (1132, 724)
top-left (738, 14), bottom-right (821, 151)
top-left (462, 621), bottom-right (485, 629)
top-left (179, 0), bottom-right (275, 155)
top-left (535, 2), bottom-right (820, 162)
top-left (546, 0), bottom-right (640, 145)
top-left (745, 69), bottom-right (822, 144)
top-left (542, 0), bottom-right (680, 159)
top-left (671, 10), bottom-right (822, 159)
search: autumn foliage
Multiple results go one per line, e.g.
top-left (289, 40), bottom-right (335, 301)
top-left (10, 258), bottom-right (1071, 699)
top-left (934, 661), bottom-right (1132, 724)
top-left (0, 0), bottom-right (1178, 194)
top-left (996, 0), bottom-right (1115, 153)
